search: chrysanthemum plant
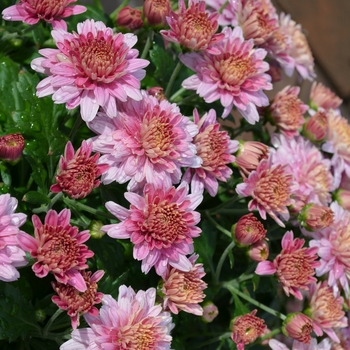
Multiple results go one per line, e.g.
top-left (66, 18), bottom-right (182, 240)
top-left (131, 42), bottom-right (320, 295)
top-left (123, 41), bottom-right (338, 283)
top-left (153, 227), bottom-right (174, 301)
top-left (0, 0), bottom-right (349, 349)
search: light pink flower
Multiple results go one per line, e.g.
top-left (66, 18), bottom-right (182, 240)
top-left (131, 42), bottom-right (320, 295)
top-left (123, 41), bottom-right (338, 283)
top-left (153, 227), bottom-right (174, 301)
top-left (2, 0), bottom-right (86, 31)
top-left (269, 85), bottom-right (308, 138)
top-left (248, 239), bottom-right (269, 262)
top-left (162, 253), bottom-right (207, 315)
top-left (50, 141), bottom-right (109, 199)
top-left (307, 281), bottom-right (347, 342)
top-left (256, 230), bottom-right (320, 300)
top-left (331, 324), bottom-right (350, 350)
top-left (202, 302), bottom-right (219, 323)
top-left (282, 312), bottom-right (313, 344)
top-left (31, 19), bottom-right (149, 122)
top-left (310, 82), bottom-right (342, 111)
top-left (52, 270), bottom-right (104, 330)
top-left (270, 134), bottom-right (334, 211)
top-left (180, 26), bottom-right (272, 122)
top-left (0, 194), bottom-right (27, 282)
top-left (298, 203), bottom-right (334, 232)
top-left (269, 338), bottom-right (331, 350)
top-left (89, 93), bottom-right (201, 192)
top-left (205, 0), bottom-right (238, 27)
top-left (161, 0), bottom-right (224, 53)
top-left (103, 183), bottom-right (202, 277)
top-left (236, 159), bottom-right (296, 227)
top-left (60, 286), bottom-right (173, 349)
top-left (0, 133), bottom-right (25, 162)
top-left (183, 109), bottom-right (238, 196)
top-left (17, 209), bottom-right (93, 292)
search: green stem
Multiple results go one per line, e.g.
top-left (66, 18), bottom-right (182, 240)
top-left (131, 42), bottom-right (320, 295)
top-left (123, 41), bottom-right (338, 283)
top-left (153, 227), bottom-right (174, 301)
top-left (215, 240), bottom-right (236, 283)
top-left (165, 61), bottom-right (183, 98)
top-left (206, 195), bottom-right (240, 215)
top-left (43, 308), bottom-right (63, 338)
top-left (32, 192), bottom-right (63, 214)
top-left (204, 212), bottom-right (231, 238)
top-left (235, 273), bottom-right (255, 284)
top-left (260, 328), bottom-right (281, 341)
top-left (169, 87), bottom-right (186, 102)
top-left (68, 114), bottom-right (83, 142)
top-left (93, 0), bottom-right (104, 11)
top-left (223, 282), bottom-right (286, 320)
top-left (21, 22), bottom-right (40, 35)
top-left (110, 0), bottom-right (130, 20)
top-left (218, 0), bottom-right (229, 14)
top-left (141, 30), bottom-right (154, 59)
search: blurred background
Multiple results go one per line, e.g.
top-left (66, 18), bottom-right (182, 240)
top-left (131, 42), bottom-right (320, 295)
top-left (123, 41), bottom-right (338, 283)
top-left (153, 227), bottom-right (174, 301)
top-left (80, 0), bottom-right (350, 118)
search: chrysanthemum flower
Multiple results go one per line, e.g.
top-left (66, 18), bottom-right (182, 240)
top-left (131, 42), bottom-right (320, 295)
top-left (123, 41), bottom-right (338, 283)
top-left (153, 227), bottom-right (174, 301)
top-left (255, 230), bottom-right (320, 300)
top-left (205, 0), bottom-right (238, 27)
top-left (0, 133), bottom-right (25, 162)
top-left (282, 312), bottom-right (313, 344)
top-left (161, 0), bottom-right (224, 53)
top-left (270, 134), bottom-right (334, 211)
top-left (31, 19), bottom-right (149, 122)
top-left (50, 140), bottom-right (109, 199)
top-left (17, 209), bottom-right (93, 292)
top-left (269, 337), bottom-right (331, 350)
top-left (298, 203), bottom-right (334, 232)
top-left (116, 6), bottom-right (143, 30)
top-left (60, 286), bottom-right (173, 349)
top-left (233, 213), bottom-right (267, 246)
top-left (307, 281), bottom-right (347, 342)
top-left (183, 109), bottom-right (238, 196)
top-left (331, 326), bottom-right (350, 350)
top-left (2, 0), bottom-right (86, 30)
top-left (236, 159), bottom-right (296, 227)
top-left (268, 85), bottom-right (308, 138)
top-left (310, 82), bottom-right (342, 111)
top-left (0, 194), bottom-right (27, 282)
top-left (144, 0), bottom-right (170, 26)
top-left (303, 109), bottom-right (329, 142)
top-left (231, 310), bottom-right (266, 350)
top-left (52, 270), bottom-right (104, 329)
top-left (180, 26), bottom-right (272, 122)
top-left (103, 183), bottom-right (202, 277)
top-left (89, 93), bottom-right (201, 192)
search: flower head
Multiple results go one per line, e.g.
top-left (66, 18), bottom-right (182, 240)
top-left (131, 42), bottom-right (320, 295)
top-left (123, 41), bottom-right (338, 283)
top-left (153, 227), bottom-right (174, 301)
top-left (2, 0), bottom-right (86, 30)
top-left (298, 203), bottom-right (334, 232)
top-left (0, 133), bottom-right (25, 162)
top-left (60, 286), bottom-right (173, 349)
top-left (282, 313), bottom-right (313, 344)
top-left (248, 239), bottom-right (269, 262)
top-left (236, 159), bottom-right (296, 227)
top-left (17, 209), bottom-right (93, 292)
top-left (103, 183), bottom-right (202, 277)
top-left (52, 270), bottom-right (104, 329)
top-left (269, 85), bottom-right (308, 138)
top-left (0, 194), bottom-right (27, 282)
top-left (202, 302), bottom-right (219, 323)
top-left (116, 6), bottom-right (143, 30)
top-left (303, 110), bottom-right (329, 142)
top-left (31, 19), bottom-right (149, 122)
top-left (233, 213), bottom-right (267, 246)
top-left (231, 310), bottom-right (266, 350)
top-left (89, 93), bottom-right (201, 192)
top-left (310, 82), bottom-right (342, 111)
top-left (256, 231), bottom-right (320, 300)
top-left (180, 26), bottom-right (272, 122)
top-left (50, 141), bottom-right (109, 199)
top-left (183, 109), bottom-right (238, 196)
top-left (161, 0), bottom-right (224, 53)
top-left (307, 281), bottom-right (347, 342)
top-left (162, 253), bottom-right (207, 315)
top-left (205, 0), bottom-right (238, 27)
top-left (144, 0), bottom-right (170, 26)
top-left (269, 338), bottom-right (331, 350)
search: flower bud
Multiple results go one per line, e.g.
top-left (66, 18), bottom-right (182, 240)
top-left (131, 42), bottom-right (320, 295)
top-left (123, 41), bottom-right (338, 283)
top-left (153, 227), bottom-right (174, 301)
top-left (282, 312), bottom-right (313, 344)
top-left (0, 133), bottom-right (25, 162)
top-left (116, 6), bottom-right (143, 30)
top-left (89, 220), bottom-right (105, 239)
top-left (248, 240), bottom-right (269, 262)
top-left (232, 213), bottom-right (267, 246)
top-left (309, 82), bottom-right (342, 111)
top-left (202, 302), bottom-right (219, 323)
top-left (143, 0), bottom-right (170, 26)
top-left (334, 189), bottom-right (350, 211)
top-left (298, 203), bottom-right (334, 231)
top-left (303, 110), bottom-right (328, 142)
top-left (147, 86), bottom-right (166, 101)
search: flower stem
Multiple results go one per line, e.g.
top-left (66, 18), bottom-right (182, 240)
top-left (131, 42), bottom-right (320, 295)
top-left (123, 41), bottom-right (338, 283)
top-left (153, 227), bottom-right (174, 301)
top-left (32, 192), bottom-right (63, 214)
top-left (170, 87), bottom-right (187, 102)
top-left (223, 282), bottom-right (287, 320)
top-left (204, 212), bottom-right (232, 238)
top-left (43, 308), bottom-right (63, 338)
top-left (215, 240), bottom-right (236, 283)
top-left (141, 30), bottom-right (154, 59)
top-left (165, 61), bottom-right (183, 98)
top-left (260, 328), bottom-right (281, 341)
top-left (110, 0), bottom-right (129, 19)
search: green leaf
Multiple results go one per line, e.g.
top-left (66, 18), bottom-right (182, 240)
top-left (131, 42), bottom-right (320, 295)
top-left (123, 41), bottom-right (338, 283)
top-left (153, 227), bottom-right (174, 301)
top-left (232, 292), bottom-right (250, 318)
top-left (195, 220), bottom-right (217, 265)
top-left (22, 191), bottom-right (50, 205)
top-left (252, 274), bottom-right (260, 292)
top-left (99, 271), bottom-right (129, 300)
top-left (0, 165), bottom-right (11, 187)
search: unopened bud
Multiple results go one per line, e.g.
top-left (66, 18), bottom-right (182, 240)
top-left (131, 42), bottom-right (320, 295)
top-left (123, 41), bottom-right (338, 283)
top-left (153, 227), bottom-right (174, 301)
top-left (0, 133), bottom-right (25, 162)
top-left (143, 0), bottom-right (170, 26)
top-left (298, 203), bottom-right (334, 231)
top-left (116, 6), bottom-right (143, 30)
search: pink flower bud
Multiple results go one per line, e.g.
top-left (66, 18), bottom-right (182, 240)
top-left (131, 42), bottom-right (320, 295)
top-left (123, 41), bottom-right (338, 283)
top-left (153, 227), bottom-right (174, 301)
top-left (0, 133), bottom-right (25, 162)
top-left (233, 213), bottom-right (267, 246)
top-left (310, 82), bottom-right (342, 111)
top-left (116, 6), bottom-right (143, 30)
top-left (143, 0), bottom-right (170, 26)
top-left (248, 239), bottom-right (269, 262)
top-left (334, 189), bottom-right (350, 211)
top-left (147, 86), bottom-right (166, 101)
top-left (282, 312), bottom-right (313, 344)
top-left (298, 203), bottom-right (334, 231)
top-left (202, 302), bottom-right (219, 323)
top-left (303, 110), bottom-right (328, 142)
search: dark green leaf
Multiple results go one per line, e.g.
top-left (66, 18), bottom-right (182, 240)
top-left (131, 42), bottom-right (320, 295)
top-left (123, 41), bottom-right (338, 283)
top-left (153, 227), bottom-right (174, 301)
top-left (195, 220), bottom-right (217, 265)
top-left (99, 271), bottom-right (129, 300)
top-left (22, 191), bottom-right (50, 205)
top-left (232, 292), bottom-right (250, 318)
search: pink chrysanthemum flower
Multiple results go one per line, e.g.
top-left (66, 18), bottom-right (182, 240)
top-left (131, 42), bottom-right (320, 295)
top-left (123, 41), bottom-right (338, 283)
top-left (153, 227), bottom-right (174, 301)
top-left (50, 140), bottom-right (109, 199)
top-left (60, 286), bottom-right (174, 349)
top-left (183, 109), bottom-right (238, 196)
top-left (231, 310), bottom-right (266, 350)
top-left (144, 0), bottom-right (170, 26)
top-left (161, 0), bottom-right (224, 54)
top-left (307, 281), bottom-right (347, 342)
top-left (162, 253), bottom-right (207, 316)
top-left (180, 26), bottom-right (272, 122)
top-left (0, 194), bottom-right (27, 282)
top-left (255, 230), bottom-right (320, 300)
top-left (269, 337), bottom-right (331, 350)
top-left (310, 202), bottom-right (350, 297)
top-left (205, 0), bottom-right (238, 27)
top-left (103, 183), bottom-right (202, 277)
top-left (269, 85), bottom-right (308, 138)
top-left (17, 209), bottom-right (93, 292)
top-left (270, 134), bottom-right (334, 211)
top-left (30, 19), bottom-right (149, 122)
top-left (282, 312), bottom-right (313, 344)
top-left (236, 159), bottom-right (296, 227)
top-left (298, 203), bottom-right (334, 232)
top-left (89, 93), bottom-right (201, 192)
top-left (331, 325), bottom-right (350, 350)
top-left (303, 109), bottom-right (329, 142)
top-left (310, 82), bottom-right (342, 111)
top-left (52, 270), bottom-right (104, 330)
top-left (233, 213), bottom-right (267, 246)
top-left (2, 0), bottom-right (86, 31)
